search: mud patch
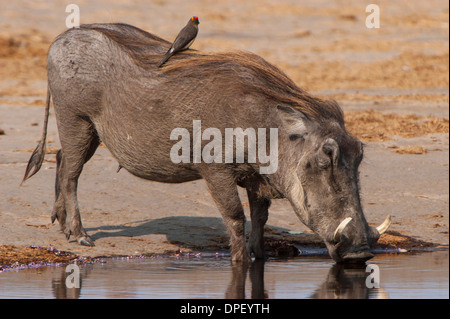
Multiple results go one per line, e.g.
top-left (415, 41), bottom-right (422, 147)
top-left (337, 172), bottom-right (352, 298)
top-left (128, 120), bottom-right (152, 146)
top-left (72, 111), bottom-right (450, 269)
top-left (262, 227), bottom-right (441, 257)
top-left (265, 226), bottom-right (443, 255)
top-left (265, 238), bottom-right (301, 257)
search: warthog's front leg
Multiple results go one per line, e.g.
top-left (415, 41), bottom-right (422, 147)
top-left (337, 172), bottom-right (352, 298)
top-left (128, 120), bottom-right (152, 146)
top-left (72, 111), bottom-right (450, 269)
top-left (202, 168), bottom-right (251, 264)
top-left (246, 189), bottom-right (270, 259)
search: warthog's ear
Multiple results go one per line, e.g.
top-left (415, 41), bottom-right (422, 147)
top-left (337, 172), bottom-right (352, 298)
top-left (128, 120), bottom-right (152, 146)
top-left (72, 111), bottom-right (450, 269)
top-left (277, 105), bottom-right (311, 140)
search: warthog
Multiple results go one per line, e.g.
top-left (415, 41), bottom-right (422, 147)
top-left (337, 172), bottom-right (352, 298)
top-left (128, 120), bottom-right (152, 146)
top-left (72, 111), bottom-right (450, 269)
top-left (23, 23), bottom-right (390, 263)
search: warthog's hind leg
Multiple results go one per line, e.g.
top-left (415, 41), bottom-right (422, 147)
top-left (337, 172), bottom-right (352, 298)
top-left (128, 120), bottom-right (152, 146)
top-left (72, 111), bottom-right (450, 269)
top-left (53, 115), bottom-right (99, 246)
top-left (51, 149), bottom-right (66, 228)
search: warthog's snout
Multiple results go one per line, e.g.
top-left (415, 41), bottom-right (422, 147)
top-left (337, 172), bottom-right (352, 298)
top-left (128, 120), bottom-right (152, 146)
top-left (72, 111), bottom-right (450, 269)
top-left (330, 215), bottom-right (391, 263)
top-left (329, 239), bottom-right (374, 264)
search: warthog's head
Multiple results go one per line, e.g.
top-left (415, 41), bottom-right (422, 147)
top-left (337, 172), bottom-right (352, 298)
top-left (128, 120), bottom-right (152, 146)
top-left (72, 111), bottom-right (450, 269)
top-left (276, 104), bottom-right (390, 263)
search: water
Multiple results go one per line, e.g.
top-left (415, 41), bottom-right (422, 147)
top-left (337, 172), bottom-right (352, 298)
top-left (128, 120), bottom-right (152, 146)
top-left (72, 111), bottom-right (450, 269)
top-left (0, 251), bottom-right (447, 299)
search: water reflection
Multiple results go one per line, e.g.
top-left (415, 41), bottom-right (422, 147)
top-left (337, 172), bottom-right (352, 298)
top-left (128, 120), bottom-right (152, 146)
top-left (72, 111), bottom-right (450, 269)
top-left (309, 263), bottom-right (388, 299)
top-left (225, 260), bottom-right (267, 299)
top-left (51, 258), bottom-right (386, 299)
top-left (51, 264), bottom-right (84, 299)
top-left (224, 260), bottom-right (386, 299)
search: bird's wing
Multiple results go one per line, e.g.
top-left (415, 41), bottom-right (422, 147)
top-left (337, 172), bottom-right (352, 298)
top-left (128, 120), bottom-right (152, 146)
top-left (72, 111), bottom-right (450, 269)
top-left (171, 25), bottom-right (198, 51)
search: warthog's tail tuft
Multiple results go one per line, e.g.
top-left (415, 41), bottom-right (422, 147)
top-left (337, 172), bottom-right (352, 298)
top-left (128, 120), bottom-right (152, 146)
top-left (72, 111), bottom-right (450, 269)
top-left (21, 87), bottom-right (51, 185)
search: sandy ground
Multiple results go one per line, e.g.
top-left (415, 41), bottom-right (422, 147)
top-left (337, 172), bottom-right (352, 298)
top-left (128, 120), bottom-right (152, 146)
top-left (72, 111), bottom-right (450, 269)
top-left (0, 0), bottom-right (448, 265)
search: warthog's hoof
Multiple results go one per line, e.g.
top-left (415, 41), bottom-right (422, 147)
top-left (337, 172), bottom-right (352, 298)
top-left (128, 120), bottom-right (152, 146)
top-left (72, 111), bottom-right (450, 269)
top-left (78, 236), bottom-right (95, 247)
top-left (230, 251), bottom-right (252, 265)
top-left (247, 243), bottom-right (267, 260)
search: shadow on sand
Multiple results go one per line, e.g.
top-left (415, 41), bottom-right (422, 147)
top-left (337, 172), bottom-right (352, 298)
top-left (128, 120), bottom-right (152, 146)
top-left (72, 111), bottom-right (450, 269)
top-left (87, 215), bottom-right (299, 250)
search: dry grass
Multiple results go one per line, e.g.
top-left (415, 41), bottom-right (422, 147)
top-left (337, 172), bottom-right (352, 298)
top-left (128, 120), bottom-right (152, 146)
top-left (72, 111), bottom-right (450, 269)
top-left (1, 28), bottom-right (448, 101)
top-left (377, 231), bottom-right (436, 249)
top-left (0, 245), bottom-right (76, 267)
top-left (280, 52), bottom-right (449, 93)
top-left (14, 147), bottom-right (59, 154)
top-left (328, 92), bottom-right (449, 104)
top-left (345, 110), bottom-right (449, 142)
top-left (392, 146), bottom-right (428, 155)
top-left (0, 30), bottom-right (49, 80)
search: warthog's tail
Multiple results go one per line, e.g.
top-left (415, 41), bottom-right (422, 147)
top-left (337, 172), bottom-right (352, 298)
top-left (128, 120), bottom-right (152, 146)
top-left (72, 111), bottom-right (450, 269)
top-left (21, 87), bottom-right (51, 184)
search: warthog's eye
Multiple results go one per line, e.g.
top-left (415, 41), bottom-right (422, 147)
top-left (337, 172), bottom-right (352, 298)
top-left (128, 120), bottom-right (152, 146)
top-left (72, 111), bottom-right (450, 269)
top-left (289, 134), bottom-right (304, 141)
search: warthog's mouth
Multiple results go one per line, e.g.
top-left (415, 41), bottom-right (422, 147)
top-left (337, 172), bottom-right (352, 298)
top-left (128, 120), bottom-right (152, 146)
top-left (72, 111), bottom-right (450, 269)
top-left (330, 215), bottom-right (392, 263)
top-left (341, 244), bottom-right (374, 263)
top-left (342, 252), bottom-right (374, 263)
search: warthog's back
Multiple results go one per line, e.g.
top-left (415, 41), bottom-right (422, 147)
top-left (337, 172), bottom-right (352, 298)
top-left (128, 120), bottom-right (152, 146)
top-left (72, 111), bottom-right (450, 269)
top-left (48, 23), bottom-right (343, 122)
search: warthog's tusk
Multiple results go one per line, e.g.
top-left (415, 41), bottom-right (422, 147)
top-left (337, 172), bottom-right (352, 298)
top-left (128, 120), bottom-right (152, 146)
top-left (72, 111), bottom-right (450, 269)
top-left (333, 217), bottom-right (353, 243)
top-left (376, 215), bottom-right (391, 235)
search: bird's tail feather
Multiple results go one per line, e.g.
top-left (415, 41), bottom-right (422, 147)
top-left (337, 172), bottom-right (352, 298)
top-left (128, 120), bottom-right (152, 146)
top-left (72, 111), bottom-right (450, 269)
top-left (157, 51), bottom-right (173, 68)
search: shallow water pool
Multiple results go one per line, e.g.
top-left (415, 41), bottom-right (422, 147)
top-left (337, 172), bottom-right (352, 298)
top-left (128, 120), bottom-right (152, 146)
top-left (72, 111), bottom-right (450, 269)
top-left (0, 250), bottom-right (447, 299)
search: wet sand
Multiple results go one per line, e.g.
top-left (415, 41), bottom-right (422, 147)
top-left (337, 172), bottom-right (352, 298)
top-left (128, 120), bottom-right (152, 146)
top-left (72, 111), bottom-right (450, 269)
top-left (0, 0), bottom-right (448, 266)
